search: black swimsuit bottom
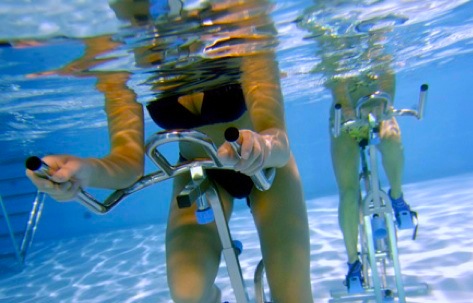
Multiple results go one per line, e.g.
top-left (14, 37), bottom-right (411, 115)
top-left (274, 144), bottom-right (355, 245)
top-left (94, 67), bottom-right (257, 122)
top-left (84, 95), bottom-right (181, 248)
top-left (146, 84), bottom-right (248, 129)
top-left (148, 84), bottom-right (255, 203)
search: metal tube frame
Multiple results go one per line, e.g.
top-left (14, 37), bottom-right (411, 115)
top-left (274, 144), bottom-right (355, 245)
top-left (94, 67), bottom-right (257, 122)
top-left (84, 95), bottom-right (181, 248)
top-left (29, 128), bottom-right (272, 302)
top-left (1, 184), bottom-right (45, 266)
top-left (204, 180), bottom-right (251, 303)
top-left (178, 163), bottom-right (270, 303)
top-left (37, 129), bottom-right (273, 216)
top-left (19, 191), bottom-right (46, 264)
top-left (330, 85), bottom-right (429, 303)
top-left (0, 194), bottom-right (22, 262)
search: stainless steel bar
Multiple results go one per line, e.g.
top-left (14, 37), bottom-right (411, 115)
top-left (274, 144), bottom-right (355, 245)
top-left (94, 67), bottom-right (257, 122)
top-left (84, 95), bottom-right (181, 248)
top-left (145, 129), bottom-right (223, 171)
top-left (0, 194), bottom-right (22, 263)
top-left (369, 144), bottom-right (382, 211)
top-left (25, 156), bottom-right (107, 214)
top-left (364, 215), bottom-right (384, 303)
top-left (205, 184), bottom-right (250, 303)
top-left (254, 260), bottom-right (268, 303)
top-left (417, 84), bottom-right (429, 120)
top-left (333, 103), bottom-right (342, 137)
top-left (19, 191), bottom-right (45, 263)
top-left (330, 284), bottom-right (429, 303)
top-left (384, 210), bottom-right (406, 303)
top-left (355, 91), bottom-right (392, 119)
top-left (26, 129), bottom-right (275, 214)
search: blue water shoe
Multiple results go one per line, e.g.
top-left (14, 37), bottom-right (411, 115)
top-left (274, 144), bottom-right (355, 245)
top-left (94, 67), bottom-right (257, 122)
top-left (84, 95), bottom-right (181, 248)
top-left (389, 190), bottom-right (415, 230)
top-left (345, 260), bottom-right (364, 294)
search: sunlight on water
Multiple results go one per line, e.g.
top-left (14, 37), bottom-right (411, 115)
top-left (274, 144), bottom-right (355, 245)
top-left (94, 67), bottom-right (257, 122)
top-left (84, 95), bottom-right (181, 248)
top-left (1, 174), bottom-right (472, 302)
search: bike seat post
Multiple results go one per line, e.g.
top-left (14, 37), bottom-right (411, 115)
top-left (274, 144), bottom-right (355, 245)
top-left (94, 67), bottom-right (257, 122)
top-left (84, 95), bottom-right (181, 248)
top-left (26, 156), bottom-right (107, 214)
top-left (368, 113), bottom-right (381, 146)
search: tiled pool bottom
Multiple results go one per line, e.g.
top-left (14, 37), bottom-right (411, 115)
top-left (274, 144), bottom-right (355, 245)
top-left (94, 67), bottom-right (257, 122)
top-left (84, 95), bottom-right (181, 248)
top-left (1, 174), bottom-right (472, 303)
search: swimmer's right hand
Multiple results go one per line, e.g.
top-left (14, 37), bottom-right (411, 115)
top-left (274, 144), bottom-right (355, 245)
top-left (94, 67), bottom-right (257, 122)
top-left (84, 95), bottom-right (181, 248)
top-left (25, 155), bottom-right (92, 202)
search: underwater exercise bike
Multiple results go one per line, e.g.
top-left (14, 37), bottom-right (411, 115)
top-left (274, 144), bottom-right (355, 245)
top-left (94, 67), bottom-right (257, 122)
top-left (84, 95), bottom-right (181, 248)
top-left (27, 127), bottom-right (276, 303)
top-left (329, 84), bottom-right (430, 303)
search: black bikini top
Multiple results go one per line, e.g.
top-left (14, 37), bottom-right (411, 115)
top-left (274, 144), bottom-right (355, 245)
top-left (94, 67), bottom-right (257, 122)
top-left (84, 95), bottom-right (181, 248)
top-left (146, 84), bottom-right (247, 129)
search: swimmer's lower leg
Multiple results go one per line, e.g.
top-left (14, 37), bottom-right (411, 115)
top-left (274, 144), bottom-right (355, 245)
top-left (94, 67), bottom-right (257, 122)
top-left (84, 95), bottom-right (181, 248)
top-left (166, 224), bottom-right (222, 303)
top-left (338, 188), bottom-right (360, 263)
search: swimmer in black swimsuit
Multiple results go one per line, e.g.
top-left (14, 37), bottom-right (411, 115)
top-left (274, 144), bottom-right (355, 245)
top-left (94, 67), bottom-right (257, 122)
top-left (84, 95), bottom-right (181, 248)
top-left (148, 84), bottom-right (255, 203)
top-left (26, 1), bottom-right (314, 303)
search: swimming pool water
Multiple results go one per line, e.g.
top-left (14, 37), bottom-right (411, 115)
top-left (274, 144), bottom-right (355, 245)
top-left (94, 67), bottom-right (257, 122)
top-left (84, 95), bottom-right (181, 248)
top-left (1, 0), bottom-right (473, 302)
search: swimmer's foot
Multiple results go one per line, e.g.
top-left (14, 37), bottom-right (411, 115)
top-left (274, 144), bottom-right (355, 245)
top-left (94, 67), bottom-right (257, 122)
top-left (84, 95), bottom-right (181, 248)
top-left (345, 260), bottom-right (364, 294)
top-left (389, 190), bottom-right (416, 230)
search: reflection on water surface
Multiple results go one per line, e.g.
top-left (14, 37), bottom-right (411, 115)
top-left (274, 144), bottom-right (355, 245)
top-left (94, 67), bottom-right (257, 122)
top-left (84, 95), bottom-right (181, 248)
top-left (1, 0), bottom-right (472, 153)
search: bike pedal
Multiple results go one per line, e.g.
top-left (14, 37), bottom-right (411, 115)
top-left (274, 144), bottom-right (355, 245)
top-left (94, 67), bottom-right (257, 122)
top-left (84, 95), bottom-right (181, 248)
top-left (347, 277), bottom-right (364, 294)
top-left (396, 210), bottom-right (414, 229)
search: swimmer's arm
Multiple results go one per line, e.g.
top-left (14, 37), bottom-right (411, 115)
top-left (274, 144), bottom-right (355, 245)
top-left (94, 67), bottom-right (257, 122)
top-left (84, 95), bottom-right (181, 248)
top-left (240, 52), bottom-right (290, 168)
top-left (85, 72), bottom-right (145, 189)
top-left (27, 35), bottom-right (121, 78)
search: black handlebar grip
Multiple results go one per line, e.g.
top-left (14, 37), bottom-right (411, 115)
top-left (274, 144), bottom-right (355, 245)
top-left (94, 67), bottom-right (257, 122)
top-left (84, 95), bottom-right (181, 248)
top-left (224, 127), bottom-right (240, 143)
top-left (25, 156), bottom-right (43, 171)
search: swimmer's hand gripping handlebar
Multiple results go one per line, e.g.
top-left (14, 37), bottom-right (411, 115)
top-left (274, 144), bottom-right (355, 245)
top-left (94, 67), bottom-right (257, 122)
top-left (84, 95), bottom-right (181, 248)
top-left (25, 128), bottom-right (276, 214)
top-left (224, 127), bottom-right (276, 191)
top-left (25, 156), bottom-right (107, 213)
top-left (332, 83), bottom-right (429, 137)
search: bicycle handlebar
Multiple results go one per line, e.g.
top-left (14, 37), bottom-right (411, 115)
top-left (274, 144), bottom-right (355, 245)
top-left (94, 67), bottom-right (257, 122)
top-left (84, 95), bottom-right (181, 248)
top-left (26, 128), bottom-right (276, 215)
top-left (333, 83), bottom-right (429, 137)
top-left (25, 156), bottom-right (110, 213)
top-left (224, 127), bottom-right (276, 191)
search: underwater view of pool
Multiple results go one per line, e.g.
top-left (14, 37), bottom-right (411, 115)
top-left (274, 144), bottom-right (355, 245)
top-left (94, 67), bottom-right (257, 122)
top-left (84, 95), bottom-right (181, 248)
top-left (1, 0), bottom-right (472, 302)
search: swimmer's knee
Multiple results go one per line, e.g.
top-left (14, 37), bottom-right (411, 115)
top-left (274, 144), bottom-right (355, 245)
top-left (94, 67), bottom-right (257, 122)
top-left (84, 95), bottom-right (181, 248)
top-left (381, 132), bottom-right (402, 144)
top-left (169, 282), bottom-right (204, 303)
top-left (380, 135), bottom-right (403, 151)
top-left (169, 283), bottom-right (220, 303)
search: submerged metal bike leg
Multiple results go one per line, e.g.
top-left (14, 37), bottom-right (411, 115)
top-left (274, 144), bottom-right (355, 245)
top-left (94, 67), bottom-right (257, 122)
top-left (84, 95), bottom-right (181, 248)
top-left (176, 166), bottom-right (250, 303)
top-left (384, 210), bottom-right (406, 303)
top-left (363, 214), bottom-right (384, 303)
top-left (205, 185), bottom-right (250, 303)
top-left (254, 259), bottom-right (269, 303)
